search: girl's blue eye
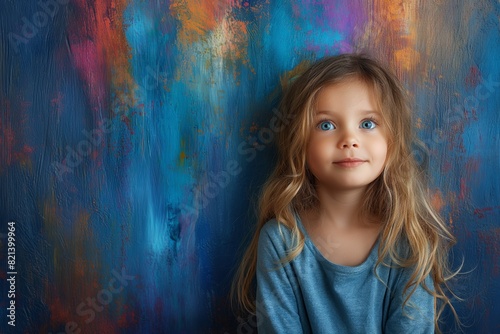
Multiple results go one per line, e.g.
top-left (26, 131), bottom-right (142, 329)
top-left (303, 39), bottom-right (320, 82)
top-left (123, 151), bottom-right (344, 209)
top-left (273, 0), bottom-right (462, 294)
top-left (360, 120), bottom-right (376, 129)
top-left (318, 121), bottom-right (335, 131)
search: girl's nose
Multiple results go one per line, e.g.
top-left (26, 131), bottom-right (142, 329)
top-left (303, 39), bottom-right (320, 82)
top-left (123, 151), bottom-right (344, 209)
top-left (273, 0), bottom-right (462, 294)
top-left (338, 130), bottom-right (359, 149)
top-left (341, 141), bottom-right (359, 149)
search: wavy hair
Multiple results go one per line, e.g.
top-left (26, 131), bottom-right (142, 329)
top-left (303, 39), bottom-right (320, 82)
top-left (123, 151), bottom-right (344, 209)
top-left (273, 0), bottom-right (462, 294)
top-left (232, 54), bottom-right (458, 332)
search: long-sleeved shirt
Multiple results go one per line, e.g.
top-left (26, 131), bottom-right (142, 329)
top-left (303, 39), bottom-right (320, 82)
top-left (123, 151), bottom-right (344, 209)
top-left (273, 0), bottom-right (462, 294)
top-left (256, 218), bottom-right (434, 333)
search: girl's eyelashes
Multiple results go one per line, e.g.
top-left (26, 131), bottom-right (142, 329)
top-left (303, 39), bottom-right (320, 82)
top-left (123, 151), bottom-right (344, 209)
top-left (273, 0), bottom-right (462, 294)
top-left (317, 120), bottom-right (336, 131)
top-left (360, 118), bottom-right (378, 130)
top-left (316, 118), bottom-right (379, 131)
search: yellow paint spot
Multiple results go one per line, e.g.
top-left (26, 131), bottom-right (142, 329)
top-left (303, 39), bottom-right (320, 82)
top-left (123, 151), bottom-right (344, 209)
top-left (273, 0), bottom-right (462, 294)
top-left (280, 60), bottom-right (311, 91)
top-left (394, 47), bottom-right (420, 72)
top-left (250, 122), bottom-right (258, 133)
top-left (416, 117), bottom-right (422, 129)
top-left (266, 60), bottom-right (311, 104)
top-left (358, 0), bottom-right (420, 76)
top-left (179, 151), bottom-right (187, 166)
top-left (170, 0), bottom-right (227, 44)
top-left (179, 139), bottom-right (187, 166)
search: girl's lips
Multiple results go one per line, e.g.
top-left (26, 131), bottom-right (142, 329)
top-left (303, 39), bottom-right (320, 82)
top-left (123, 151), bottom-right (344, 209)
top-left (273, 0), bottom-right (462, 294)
top-left (333, 159), bottom-right (366, 168)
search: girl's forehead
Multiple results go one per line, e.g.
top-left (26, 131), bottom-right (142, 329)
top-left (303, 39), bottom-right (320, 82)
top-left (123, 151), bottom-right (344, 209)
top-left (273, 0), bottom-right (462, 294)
top-left (314, 80), bottom-right (381, 108)
top-left (318, 76), bottom-right (376, 92)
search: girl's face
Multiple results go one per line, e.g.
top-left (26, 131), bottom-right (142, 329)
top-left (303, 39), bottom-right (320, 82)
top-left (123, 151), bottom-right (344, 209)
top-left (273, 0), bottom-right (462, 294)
top-left (306, 79), bottom-right (388, 192)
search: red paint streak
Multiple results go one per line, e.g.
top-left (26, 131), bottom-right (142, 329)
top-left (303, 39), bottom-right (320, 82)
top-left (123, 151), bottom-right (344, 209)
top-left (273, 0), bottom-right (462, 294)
top-left (154, 297), bottom-right (163, 314)
top-left (459, 178), bottom-right (467, 201)
top-left (51, 91), bottom-right (64, 118)
top-left (465, 66), bottom-right (481, 88)
top-left (67, 0), bottom-right (134, 118)
top-left (441, 160), bottom-right (452, 173)
top-left (0, 99), bottom-right (36, 169)
top-left (460, 159), bottom-right (480, 200)
top-left (478, 228), bottom-right (500, 277)
top-left (120, 114), bottom-right (134, 135)
top-left (117, 305), bottom-right (139, 327)
top-left (89, 320), bottom-right (120, 334)
top-left (48, 294), bottom-right (73, 324)
top-left (0, 125), bottom-right (14, 167)
top-left (0, 99), bottom-right (13, 167)
top-left (474, 206), bottom-right (500, 219)
top-left (13, 145), bottom-right (35, 165)
top-left (69, 39), bottom-right (107, 112)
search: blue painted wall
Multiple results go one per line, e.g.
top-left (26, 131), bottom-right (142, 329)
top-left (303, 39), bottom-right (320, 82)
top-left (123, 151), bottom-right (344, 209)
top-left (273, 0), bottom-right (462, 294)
top-left (0, 0), bottom-right (499, 332)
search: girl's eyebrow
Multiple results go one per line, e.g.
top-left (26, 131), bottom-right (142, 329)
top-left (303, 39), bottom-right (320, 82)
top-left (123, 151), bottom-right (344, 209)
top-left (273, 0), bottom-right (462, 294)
top-left (314, 110), bottom-right (381, 117)
top-left (361, 110), bottom-right (382, 117)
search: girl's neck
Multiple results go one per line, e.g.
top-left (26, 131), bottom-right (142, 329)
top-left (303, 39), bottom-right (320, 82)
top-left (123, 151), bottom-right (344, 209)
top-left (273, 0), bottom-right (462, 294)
top-left (312, 184), bottom-right (369, 229)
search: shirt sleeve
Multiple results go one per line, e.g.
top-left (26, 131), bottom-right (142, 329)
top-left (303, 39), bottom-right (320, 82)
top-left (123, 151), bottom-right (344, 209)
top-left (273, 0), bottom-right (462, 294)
top-left (256, 222), bottom-right (305, 334)
top-left (384, 268), bottom-right (435, 334)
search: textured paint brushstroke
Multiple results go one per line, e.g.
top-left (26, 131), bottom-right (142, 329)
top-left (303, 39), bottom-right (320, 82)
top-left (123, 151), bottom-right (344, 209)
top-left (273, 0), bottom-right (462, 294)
top-left (1, 0), bottom-right (499, 333)
top-left (170, 0), bottom-right (236, 45)
top-left (68, 0), bottom-right (135, 118)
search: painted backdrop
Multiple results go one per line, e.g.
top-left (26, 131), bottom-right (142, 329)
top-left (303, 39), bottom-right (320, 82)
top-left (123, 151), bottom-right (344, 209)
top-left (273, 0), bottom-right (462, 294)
top-left (1, 0), bottom-right (499, 333)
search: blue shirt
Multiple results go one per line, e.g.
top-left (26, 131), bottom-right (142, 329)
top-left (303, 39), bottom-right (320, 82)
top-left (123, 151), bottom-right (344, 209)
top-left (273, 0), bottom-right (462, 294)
top-left (256, 218), bottom-right (435, 333)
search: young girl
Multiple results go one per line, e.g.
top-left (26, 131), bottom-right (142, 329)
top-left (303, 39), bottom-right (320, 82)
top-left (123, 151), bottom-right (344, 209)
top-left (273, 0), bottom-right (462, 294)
top-left (233, 54), bottom-right (458, 333)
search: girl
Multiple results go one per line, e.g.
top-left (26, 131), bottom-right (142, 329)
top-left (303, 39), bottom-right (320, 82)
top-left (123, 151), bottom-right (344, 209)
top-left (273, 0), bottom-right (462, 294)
top-left (233, 54), bottom-right (458, 333)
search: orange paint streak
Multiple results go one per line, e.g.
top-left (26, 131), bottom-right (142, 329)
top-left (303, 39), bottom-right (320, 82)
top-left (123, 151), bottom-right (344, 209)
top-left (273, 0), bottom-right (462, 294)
top-left (93, 0), bottom-right (136, 111)
top-left (217, 17), bottom-right (249, 65)
top-left (169, 1), bottom-right (251, 84)
top-left (361, 0), bottom-right (420, 77)
top-left (394, 46), bottom-right (420, 72)
top-left (170, 0), bottom-right (237, 44)
top-left (179, 151), bottom-right (187, 165)
top-left (43, 197), bottom-right (102, 330)
top-left (431, 189), bottom-right (445, 212)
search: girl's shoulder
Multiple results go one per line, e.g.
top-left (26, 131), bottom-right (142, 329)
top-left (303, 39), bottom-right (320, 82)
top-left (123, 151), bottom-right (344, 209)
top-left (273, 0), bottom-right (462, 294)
top-left (260, 219), bottom-right (292, 240)
top-left (260, 218), bottom-right (286, 233)
top-left (258, 218), bottom-right (298, 253)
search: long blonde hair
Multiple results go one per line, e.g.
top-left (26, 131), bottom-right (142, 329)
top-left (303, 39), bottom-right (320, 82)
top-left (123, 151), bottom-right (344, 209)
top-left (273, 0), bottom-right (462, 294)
top-left (232, 54), bottom-right (458, 331)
